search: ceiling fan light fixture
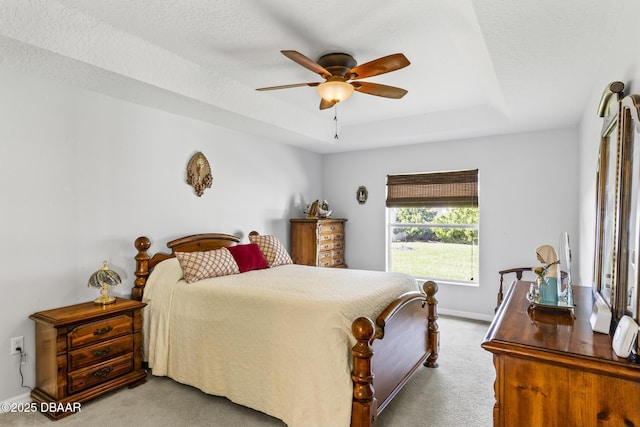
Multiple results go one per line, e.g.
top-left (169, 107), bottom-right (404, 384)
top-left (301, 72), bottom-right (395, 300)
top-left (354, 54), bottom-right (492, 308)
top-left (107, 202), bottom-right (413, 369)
top-left (317, 81), bottom-right (354, 103)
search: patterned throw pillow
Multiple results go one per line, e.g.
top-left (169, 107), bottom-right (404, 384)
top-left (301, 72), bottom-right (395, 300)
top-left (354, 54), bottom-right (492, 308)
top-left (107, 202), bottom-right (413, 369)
top-left (175, 248), bottom-right (240, 283)
top-left (248, 234), bottom-right (293, 267)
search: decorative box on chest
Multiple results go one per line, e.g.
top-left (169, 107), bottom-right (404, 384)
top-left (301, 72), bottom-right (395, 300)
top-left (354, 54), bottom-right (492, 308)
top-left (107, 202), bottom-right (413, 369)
top-left (290, 218), bottom-right (347, 268)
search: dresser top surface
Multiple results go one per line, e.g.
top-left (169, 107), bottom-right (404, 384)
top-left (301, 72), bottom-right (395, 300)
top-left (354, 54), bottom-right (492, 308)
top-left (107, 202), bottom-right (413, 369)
top-left (483, 281), bottom-right (635, 364)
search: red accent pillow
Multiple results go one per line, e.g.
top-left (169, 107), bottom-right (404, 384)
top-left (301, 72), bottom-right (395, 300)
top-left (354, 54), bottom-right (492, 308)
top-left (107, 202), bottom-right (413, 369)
top-left (227, 243), bottom-right (269, 273)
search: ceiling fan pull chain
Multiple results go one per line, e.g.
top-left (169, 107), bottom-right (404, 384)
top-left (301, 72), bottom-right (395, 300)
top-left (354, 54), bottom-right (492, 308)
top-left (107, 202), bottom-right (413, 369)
top-left (334, 105), bottom-right (339, 139)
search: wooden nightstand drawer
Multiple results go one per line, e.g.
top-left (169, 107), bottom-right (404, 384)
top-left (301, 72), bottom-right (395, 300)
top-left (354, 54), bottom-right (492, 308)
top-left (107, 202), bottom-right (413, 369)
top-left (68, 335), bottom-right (133, 370)
top-left (67, 353), bottom-right (133, 394)
top-left (68, 314), bottom-right (132, 349)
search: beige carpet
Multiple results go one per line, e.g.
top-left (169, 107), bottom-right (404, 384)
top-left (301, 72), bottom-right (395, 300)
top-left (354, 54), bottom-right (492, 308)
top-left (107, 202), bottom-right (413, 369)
top-left (1, 316), bottom-right (494, 427)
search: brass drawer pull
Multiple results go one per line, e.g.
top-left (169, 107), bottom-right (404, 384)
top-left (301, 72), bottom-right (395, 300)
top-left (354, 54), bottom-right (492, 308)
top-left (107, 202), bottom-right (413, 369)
top-left (92, 367), bottom-right (113, 378)
top-left (93, 326), bottom-right (113, 336)
top-left (94, 347), bottom-right (112, 357)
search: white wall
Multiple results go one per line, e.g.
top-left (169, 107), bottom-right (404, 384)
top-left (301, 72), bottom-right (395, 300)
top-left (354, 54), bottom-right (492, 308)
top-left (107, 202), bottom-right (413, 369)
top-left (323, 128), bottom-right (579, 319)
top-left (577, 0), bottom-right (640, 294)
top-left (0, 66), bottom-right (323, 402)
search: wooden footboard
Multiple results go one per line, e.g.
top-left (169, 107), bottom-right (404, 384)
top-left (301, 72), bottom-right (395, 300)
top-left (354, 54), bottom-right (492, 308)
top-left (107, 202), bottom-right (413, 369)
top-left (351, 281), bottom-right (439, 427)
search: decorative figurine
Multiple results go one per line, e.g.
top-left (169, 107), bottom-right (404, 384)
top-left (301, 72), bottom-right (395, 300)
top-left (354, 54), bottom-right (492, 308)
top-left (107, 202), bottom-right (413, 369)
top-left (304, 199), bottom-right (332, 218)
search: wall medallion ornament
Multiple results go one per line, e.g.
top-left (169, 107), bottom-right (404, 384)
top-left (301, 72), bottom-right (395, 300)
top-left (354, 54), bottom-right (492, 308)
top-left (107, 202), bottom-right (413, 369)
top-left (356, 186), bottom-right (368, 204)
top-left (186, 151), bottom-right (213, 197)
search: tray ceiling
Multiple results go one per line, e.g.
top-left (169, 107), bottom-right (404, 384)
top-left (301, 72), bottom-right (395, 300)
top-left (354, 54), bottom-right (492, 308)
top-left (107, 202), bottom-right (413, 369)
top-left (0, 0), bottom-right (630, 153)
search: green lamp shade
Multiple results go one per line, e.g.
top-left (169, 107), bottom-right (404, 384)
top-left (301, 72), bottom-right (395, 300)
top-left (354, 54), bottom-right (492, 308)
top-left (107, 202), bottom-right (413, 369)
top-left (88, 261), bottom-right (121, 304)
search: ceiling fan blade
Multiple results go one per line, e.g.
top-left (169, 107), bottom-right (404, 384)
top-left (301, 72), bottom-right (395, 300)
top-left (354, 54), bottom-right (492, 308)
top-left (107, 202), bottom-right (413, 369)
top-left (352, 81), bottom-right (408, 99)
top-left (320, 98), bottom-right (337, 110)
top-left (256, 82), bottom-right (320, 91)
top-left (349, 53), bottom-right (410, 80)
top-left (281, 50), bottom-right (332, 79)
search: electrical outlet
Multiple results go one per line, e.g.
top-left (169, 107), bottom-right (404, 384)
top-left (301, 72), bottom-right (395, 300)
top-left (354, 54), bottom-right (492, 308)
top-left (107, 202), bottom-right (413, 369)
top-left (10, 336), bottom-right (24, 355)
top-left (20, 352), bottom-right (27, 365)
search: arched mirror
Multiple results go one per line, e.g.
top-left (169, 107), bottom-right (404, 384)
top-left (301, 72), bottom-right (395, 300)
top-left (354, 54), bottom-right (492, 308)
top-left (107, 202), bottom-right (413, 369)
top-left (617, 94), bottom-right (640, 323)
top-left (593, 81), bottom-right (624, 318)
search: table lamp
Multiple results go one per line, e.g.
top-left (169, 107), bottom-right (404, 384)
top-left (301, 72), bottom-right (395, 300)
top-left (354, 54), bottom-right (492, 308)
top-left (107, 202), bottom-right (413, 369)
top-left (88, 261), bottom-right (121, 304)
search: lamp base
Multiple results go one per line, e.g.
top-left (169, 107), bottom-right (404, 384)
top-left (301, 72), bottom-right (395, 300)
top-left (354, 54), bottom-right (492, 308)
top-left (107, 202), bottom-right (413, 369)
top-left (94, 295), bottom-right (116, 305)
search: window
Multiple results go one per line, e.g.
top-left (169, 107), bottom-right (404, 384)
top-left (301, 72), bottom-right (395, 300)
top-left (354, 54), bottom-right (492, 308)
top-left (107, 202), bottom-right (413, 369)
top-left (386, 169), bottom-right (479, 285)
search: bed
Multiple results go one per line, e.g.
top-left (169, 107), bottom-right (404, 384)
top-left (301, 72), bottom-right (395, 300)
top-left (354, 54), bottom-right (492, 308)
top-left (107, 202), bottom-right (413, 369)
top-left (131, 232), bottom-right (439, 427)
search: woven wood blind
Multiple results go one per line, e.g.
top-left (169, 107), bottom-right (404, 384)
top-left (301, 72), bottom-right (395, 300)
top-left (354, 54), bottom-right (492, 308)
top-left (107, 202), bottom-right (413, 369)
top-left (386, 169), bottom-right (478, 208)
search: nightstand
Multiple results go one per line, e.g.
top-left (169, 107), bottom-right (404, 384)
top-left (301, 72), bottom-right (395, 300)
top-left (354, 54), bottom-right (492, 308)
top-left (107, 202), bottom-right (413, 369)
top-left (29, 297), bottom-right (147, 420)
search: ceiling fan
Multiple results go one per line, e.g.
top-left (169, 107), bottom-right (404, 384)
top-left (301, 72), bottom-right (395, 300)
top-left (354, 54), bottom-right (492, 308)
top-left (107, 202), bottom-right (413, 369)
top-left (256, 50), bottom-right (410, 110)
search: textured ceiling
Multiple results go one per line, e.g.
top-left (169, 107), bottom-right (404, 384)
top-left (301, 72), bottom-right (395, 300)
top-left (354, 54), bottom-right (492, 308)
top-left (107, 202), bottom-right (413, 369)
top-left (0, 0), bottom-right (629, 153)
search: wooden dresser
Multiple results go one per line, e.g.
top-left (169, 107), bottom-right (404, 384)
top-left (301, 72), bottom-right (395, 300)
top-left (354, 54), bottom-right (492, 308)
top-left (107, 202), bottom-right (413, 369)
top-left (30, 298), bottom-right (147, 419)
top-left (482, 281), bottom-right (640, 427)
top-left (290, 218), bottom-right (347, 268)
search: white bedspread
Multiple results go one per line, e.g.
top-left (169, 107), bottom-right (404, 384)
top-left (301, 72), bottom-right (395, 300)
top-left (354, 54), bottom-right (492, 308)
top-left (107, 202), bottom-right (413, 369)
top-left (142, 259), bottom-right (419, 427)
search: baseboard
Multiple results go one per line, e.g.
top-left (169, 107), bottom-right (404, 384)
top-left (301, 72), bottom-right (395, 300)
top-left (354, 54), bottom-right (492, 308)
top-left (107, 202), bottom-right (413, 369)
top-left (0, 392), bottom-right (31, 413)
top-left (438, 308), bottom-right (494, 323)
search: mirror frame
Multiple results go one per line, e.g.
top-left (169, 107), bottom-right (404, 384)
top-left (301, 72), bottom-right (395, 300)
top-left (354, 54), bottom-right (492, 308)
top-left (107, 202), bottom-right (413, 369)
top-left (617, 94), bottom-right (640, 324)
top-left (593, 81), bottom-right (624, 322)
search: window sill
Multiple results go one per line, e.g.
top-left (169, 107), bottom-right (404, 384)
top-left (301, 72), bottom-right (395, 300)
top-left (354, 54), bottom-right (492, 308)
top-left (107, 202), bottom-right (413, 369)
top-left (416, 278), bottom-right (479, 288)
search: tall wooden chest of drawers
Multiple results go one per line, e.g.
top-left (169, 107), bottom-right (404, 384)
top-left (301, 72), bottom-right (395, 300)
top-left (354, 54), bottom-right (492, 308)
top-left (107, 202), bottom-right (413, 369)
top-left (290, 218), bottom-right (347, 268)
top-left (29, 297), bottom-right (147, 419)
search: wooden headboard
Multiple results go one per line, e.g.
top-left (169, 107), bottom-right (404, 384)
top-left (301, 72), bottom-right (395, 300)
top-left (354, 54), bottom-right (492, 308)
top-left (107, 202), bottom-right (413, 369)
top-left (132, 233), bottom-right (240, 300)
